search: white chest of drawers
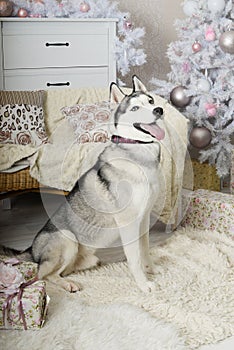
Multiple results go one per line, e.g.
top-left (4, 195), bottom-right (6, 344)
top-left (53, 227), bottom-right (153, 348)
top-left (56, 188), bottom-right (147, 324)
top-left (0, 18), bottom-right (117, 90)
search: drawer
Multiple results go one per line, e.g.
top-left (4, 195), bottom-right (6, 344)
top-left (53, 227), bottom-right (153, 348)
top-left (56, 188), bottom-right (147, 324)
top-left (4, 67), bottom-right (110, 90)
top-left (3, 34), bottom-right (108, 69)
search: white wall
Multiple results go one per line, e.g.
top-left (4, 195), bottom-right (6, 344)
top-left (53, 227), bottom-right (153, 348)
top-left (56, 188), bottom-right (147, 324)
top-left (118, 0), bottom-right (185, 87)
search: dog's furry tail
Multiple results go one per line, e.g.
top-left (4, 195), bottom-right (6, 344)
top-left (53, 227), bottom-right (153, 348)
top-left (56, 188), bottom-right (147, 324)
top-left (0, 244), bottom-right (33, 262)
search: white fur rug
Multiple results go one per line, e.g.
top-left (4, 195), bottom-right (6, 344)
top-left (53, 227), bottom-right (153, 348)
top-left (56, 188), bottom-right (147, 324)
top-left (1, 227), bottom-right (234, 350)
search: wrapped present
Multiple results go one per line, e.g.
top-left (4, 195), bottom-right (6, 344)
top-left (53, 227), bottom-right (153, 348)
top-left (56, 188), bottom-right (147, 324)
top-left (0, 255), bottom-right (38, 281)
top-left (181, 189), bottom-right (234, 235)
top-left (0, 259), bottom-right (49, 330)
top-left (0, 279), bottom-right (49, 330)
top-left (192, 159), bottom-right (220, 191)
top-left (183, 158), bottom-right (220, 191)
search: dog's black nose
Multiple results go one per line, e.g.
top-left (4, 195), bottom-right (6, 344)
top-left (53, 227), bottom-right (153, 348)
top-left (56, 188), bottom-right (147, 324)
top-left (153, 107), bottom-right (163, 116)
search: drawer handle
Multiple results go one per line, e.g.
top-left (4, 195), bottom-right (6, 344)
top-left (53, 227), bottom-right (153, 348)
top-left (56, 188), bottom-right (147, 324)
top-left (45, 42), bottom-right (70, 47)
top-left (47, 82), bottom-right (70, 87)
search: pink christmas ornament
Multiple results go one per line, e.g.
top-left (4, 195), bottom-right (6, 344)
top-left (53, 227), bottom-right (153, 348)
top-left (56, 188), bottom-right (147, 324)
top-left (205, 103), bottom-right (217, 117)
top-left (17, 8), bottom-right (28, 18)
top-left (192, 41), bottom-right (202, 53)
top-left (124, 18), bottom-right (133, 30)
top-left (79, 2), bottom-right (90, 13)
top-left (182, 61), bottom-right (191, 73)
top-left (205, 27), bottom-right (216, 41)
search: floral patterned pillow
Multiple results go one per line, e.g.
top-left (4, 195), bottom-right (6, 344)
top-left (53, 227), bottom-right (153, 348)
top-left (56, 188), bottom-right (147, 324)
top-left (61, 101), bottom-right (111, 143)
top-left (0, 90), bottom-right (48, 146)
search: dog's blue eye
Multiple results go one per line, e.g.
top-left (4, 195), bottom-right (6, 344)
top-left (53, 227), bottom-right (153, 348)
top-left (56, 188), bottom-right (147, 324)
top-left (131, 106), bottom-right (140, 111)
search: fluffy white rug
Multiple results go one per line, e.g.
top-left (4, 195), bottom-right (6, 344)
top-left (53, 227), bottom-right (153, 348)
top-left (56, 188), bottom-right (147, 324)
top-left (1, 227), bottom-right (233, 350)
top-left (0, 298), bottom-right (185, 350)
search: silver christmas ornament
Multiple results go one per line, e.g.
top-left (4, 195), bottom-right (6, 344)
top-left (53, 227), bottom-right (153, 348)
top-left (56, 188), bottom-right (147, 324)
top-left (189, 127), bottom-right (212, 149)
top-left (170, 86), bottom-right (191, 108)
top-left (219, 30), bottom-right (234, 54)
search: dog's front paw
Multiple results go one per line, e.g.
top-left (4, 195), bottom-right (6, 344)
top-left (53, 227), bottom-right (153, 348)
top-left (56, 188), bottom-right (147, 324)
top-left (64, 279), bottom-right (82, 293)
top-left (138, 281), bottom-right (156, 294)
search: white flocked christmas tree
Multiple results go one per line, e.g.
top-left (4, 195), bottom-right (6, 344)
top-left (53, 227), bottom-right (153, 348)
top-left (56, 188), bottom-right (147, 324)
top-left (152, 0), bottom-right (234, 178)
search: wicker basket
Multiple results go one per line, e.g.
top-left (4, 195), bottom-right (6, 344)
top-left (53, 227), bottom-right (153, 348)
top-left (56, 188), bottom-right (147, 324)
top-left (0, 168), bottom-right (39, 193)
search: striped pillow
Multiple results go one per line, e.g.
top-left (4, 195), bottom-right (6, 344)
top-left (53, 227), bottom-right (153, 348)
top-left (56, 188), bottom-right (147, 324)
top-left (0, 90), bottom-right (45, 106)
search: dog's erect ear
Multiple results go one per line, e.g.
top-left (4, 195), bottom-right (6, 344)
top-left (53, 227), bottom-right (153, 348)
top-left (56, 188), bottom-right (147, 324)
top-left (109, 82), bottom-right (126, 104)
top-left (132, 75), bottom-right (148, 94)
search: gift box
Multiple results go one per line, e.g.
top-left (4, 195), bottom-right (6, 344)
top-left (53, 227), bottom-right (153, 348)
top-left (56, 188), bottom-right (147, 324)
top-left (0, 255), bottom-right (38, 281)
top-left (183, 158), bottom-right (220, 191)
top-left (0, 280), bottom-right (49, 330)
top-left (0, 257), bottom-right (49, 330)
top-left (181, 189), bottom-right (234, 235)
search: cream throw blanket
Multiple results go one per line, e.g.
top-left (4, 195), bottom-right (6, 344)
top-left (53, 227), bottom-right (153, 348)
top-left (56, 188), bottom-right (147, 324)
top-left (0, 87), bottom-right (188, 224)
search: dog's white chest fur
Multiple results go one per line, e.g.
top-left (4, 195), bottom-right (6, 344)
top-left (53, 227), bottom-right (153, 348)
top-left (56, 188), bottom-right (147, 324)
top-left (103, 143), bottom-right (161, 216)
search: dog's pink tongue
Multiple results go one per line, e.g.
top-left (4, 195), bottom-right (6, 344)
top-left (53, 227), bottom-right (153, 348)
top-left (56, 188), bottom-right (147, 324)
top-left (140, 123), bottom-right (165, 140)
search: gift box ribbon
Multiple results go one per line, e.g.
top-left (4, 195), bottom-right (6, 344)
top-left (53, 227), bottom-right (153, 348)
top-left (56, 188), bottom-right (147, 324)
top-left (2, 275), bottom-right (38, 330)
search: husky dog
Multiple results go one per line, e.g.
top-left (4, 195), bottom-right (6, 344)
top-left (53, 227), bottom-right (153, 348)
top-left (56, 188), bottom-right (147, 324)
top-left (1, 76), bottom-right (165, 293)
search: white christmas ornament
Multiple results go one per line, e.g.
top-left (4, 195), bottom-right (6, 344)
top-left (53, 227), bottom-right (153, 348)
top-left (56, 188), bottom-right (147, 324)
top-left (207, 0), bottom-right (225, 14)
top-left (183, 1), bottom-right (198, 16)
top-left (197, 78), bottom-right (211, 92)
